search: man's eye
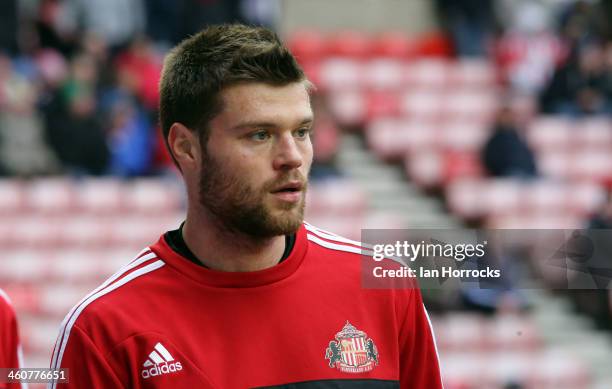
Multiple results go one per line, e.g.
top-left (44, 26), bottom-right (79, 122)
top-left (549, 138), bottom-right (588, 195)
top-left (251, 131), bottom-right (270, 141)
top-left (295, 128), bottom-right (311, 138)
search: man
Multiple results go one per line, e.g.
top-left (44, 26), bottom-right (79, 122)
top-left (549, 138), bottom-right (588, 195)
top-left (0, 289), bottom-right (26, 389)
top-left (50, 24), bottom-right (442, 388)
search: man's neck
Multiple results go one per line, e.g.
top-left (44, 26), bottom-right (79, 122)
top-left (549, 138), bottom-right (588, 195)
top-left (182, 211), bottom-right (287, 272)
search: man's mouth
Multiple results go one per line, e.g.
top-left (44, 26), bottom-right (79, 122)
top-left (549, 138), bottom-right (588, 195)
top-left (271, 181), bottom-right (304, 193)
top-left (270, 181), bottom-right (304, 202)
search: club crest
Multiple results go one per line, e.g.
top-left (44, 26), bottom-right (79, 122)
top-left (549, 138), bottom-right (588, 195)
top-left (325, 321), bottom-right (379, 373)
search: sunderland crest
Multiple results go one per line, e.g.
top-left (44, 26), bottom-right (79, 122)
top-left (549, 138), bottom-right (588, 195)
top-left (325, 321), bottom-right (379, 373)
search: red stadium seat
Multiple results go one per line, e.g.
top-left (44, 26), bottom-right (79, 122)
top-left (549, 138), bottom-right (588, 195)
top-left (400, 88), bottom-right (443, 120)
top-left (446, 179), bottom-right (486, 219)
top-left (417, 32), bottom-right (453, 57)
top-left (443, 89), bottom-right (500, 123)
top-left (363, 59), bottom-right (404, 90)
top-left (439, 122), bottom-right (489, 152)
top-left (567, 181), bottom-right (607, 217)
top-left (327, 90), bottom-right (366, 127)
top-left (538, 150), bottom-right (571, 178)
top-left (524, 181), bottom-right (567, 214)
top-left (371, 32), bottom-right (420, 58)
top-left (75, 179), bottom-right (123, 214)
top-left (442, 151), bottom-right (483, 184)
top-left (527, 116), bottom-right (572, 151)
top-left (405, 150), bottom-right (444, 188)
top-left (365, 91), bottom-right (402, 121)
top-left (449, 59), bottom-right (498, 88)
top-left (306, 179), bottom-right (368, 216)
top-left (576, 117), bottom-right (612, 148)
top-left (24, 179), bottom-right (75, 215)
top-left (327, 31), bottom-right (372, 58)
top-left (480, 179), bottom-right (522, 216)
top-left (319, 58), bottom-right (363, 91)
top-left (122, 179), bottom-right (183, 214)
top-left (0, 180), bottom-right (23, 215)
top-left (367, 118), bottom-right (436, 160)
top-left (286, 30), bottom-right (328, 62)
top-left (570, 150), bottom-right (612, 183)
top-left (403, 59), bottom-right (449, 89)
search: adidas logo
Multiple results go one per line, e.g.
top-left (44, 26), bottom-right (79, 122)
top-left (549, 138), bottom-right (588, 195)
top-left (141, 342), bottom-right (183, 379)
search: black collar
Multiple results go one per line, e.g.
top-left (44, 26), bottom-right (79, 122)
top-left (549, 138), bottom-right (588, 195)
top-left (164, 223), bottom-right (296, 268)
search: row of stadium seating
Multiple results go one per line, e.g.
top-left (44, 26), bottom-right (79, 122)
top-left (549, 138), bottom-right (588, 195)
top-left (312, 58), bottom-right (497, 91)
top-left (0, 178), bottom-right (369, 216)
top-left (287, 30), bottom-right (453, 60)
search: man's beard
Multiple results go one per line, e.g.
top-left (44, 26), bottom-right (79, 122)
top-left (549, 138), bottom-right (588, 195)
top-left (198, 153), bottom-right (307, 238)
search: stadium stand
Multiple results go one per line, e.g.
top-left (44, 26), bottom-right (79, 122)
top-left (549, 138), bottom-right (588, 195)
top-left (1, 1), bottom-right (612, 388)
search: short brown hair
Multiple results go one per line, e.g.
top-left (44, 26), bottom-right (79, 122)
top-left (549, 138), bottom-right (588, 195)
top-left (159, 24), bottom-right (307, 164)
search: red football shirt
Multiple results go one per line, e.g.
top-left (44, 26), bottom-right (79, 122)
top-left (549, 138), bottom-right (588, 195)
top-left (50, 223), bottom-right (443, 388)
top-left (0, 289), bottom-right (25, 389)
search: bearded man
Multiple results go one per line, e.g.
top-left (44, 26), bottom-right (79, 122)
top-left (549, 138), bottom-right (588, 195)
top-left (50, 24), bottom-right (442, 389)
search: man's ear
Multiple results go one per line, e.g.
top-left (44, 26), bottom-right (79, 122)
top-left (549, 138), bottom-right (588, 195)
top-left (168, 123), bottom-right (200, 171)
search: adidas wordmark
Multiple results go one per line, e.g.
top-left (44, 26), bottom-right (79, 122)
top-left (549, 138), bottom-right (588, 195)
top-left (141, 343), bottom-right (183, 379)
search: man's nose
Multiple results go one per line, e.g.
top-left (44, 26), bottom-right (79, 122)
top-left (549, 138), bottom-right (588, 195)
top-left (273, 133), bottom-right (303, 171)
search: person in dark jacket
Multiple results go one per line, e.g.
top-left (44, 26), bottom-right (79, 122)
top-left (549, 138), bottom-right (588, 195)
top-left (481, 106), bottom-right (538, 178)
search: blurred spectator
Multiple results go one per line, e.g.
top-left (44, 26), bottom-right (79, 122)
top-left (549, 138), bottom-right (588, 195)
top-left (0, 55), bottom-right (59, 176)
top-left (114, 37), bottom-right (162, 113)
top-left (44, 54), bottom-right (109, 175)
top-left (71, 0), bottom-right (146, 51)
top-left (589, 190), bottom-right (612, 228)
top-left (540, 43), bottom-right (612, 116)
top-left (33, 0), bottom-right (80, 57)
top-left (104, 95), bottom-right (154, 177)
top-left (481, 106), bottom-right (538, 178)
top-left (494, 0), bottom-right (567, 94)
top-left (435, 0), bottom-right (495, 57)
top-left (0, 0), bottom-right (19, 55)
top-left (310, 95), bottom-right (342, 180)
top-left (558, 0), bottom-right (609, 50)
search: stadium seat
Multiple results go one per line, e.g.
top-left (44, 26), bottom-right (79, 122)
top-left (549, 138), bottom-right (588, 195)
top-left (443, 89), bottom-right (499, 123)
top-left (527, 116), bottom-right (572, 151)
top-left (538, 150), bottom-right (571, 178)
top-left (365, 90), bottom-right (402, 121)
top-left (286, 30), bottom-right (328, 62)
top-left (0, 179), bottom-right (23, 214)
top-left (319, 58), bottom-right (363, 91)
top-left (400, 89), bottom-right (443, 120)
top-left (363, 59), bottom-right (404, 90)
top-left (439, 122), bottom-right (489, 152)
top-left (480, 179), bottom-right (522, 216)
top-left (405, 151), bottom-right (444, 188)
top-left (327, 89), bottom-right (366, 127)
top-left (326, 31), bottom-right (372, 58)
top-left (576, 117), bottom-right (612, 148)
top-left (371, 32), bottom-right (419, 58)
top-left (403, 59), bottom-right (449, 89)
top-left (567, 181), bottom-right (606, 217)
top-left (306, 179), bottom-right (368, 216)
top-left (75, 179), bottom-right (123, 214)
top-left (370, 118), bottom-right (436, 159)
top-left (24, 179), bottom-right (75, 214)
top-left (570, 151), bottom-right (612, 183)
top-left (449, 59), bottom-right (497, 88)
top-left (122, 179), bottom-right (184, 214)
top-left (446, 179), bottom-right (486, 220)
